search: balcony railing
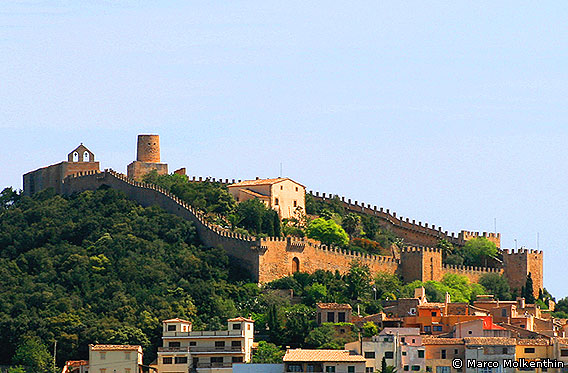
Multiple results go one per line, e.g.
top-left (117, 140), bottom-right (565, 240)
top-left (163, 330), bottom-right (244, 337)
top-left (158, 346), bottom-right (244, 353)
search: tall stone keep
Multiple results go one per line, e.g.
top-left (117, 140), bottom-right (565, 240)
top-left (127, 134), bottom-right (168, 181)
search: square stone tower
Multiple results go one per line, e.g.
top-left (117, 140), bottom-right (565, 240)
top-left (127, 134), bottom-right (168, 181)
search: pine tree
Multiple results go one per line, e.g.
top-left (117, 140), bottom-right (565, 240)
top-left (381, 356), bottom-right (388, 373)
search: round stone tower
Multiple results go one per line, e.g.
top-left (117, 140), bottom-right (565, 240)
top-left (136, 134), bottom-right (161, 163)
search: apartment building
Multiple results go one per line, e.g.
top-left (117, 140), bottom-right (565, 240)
top-left (155, 317), bottom-right (254, 372)
top-left (88, 345), bottom-right (143, 373)
top-left (283, 349), bottom-right (366, 373)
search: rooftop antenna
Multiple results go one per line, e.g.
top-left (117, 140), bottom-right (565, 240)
top-left (537, 232), bottom-right (540, 250)
top-left (280, 162), bottom-right (282, 177)
top-left (494, 218), bottom-right (497, 233)
top-left (514, 239), bottom-right (518, 250)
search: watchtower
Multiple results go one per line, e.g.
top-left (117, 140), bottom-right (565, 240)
top-left (399, 247), bottom-right (443, 283)
top-left (502, 248), bottom-right (543, 299)
top-left (127, 134), bottom-right (168, 181)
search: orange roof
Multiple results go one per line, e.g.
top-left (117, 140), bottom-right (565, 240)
top-left (517, 339), bottom-right (550, 346)
top-left (482, 317), bottom-right (505, 331)
top-left (283, 349), bottom-right (366, 363)
top-left (64, 360), bottom-right (89, 367)
top-left (228, 317), bottom-right (255, 322)
top-left (90, 344), bottom-right (142, 351)
top-left (317, 303), bottom-right (352, 310)
top-left (464, 337), bottom-right (516, 346)
top-left (229, 178), bottom-right (305, 188)
top-left (163, 318), bottom-right (192, 323)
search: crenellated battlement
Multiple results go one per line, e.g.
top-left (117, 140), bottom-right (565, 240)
top-left (308, 191), bottom-right (500, 248)
top-left (58, 169), bottom-right (538, 292)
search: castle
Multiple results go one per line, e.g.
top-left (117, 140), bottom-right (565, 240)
top-left (22, 135), bottom-right (544, 297)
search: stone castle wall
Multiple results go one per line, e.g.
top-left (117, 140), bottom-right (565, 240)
top-left (59, 170), bottom-right (541, 296)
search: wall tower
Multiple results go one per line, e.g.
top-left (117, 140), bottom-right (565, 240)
top-left (502, 248), bottom-right (543, 298)
top-left (399, 247), bottom-right (443, 283)
top-left (127, 134), bottom-right (168, 181)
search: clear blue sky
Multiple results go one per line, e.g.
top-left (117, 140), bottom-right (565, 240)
top-left (2, 1), bottom-right (567, 297)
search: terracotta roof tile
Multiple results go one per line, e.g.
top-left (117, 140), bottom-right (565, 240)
top-left (517, 339), bottom-right (550, 346)
top-left (163, 318), bottom-right (191, 323)
top-left (317, 303), bottom-right (352, 310)
top-left (229, 178), bottom-right (304, 188)
top-left (422, 337), bottom-right (465, 345)
top-left (239, 189), bottom-right (269, 198)
top-left (228, 317), bottom-right (255, 322)
top-left (89, 344), bottom-right (142, 351)
top-left (283, 349), bottom-right (366, 362)
top-left (464, 337), bottom-right (516, 346)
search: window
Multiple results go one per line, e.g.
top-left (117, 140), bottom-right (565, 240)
top-left (502, 347), bottom-right (508, 354)
top-left (454, 349), bottom-right (458, 355)
top-left (418, 350), bottom-right (424, 358)
top-left (293, 200), bottom-right (297, 207)
top-left (436, 367), bottom-right (450, 373)
top-left (168, 325), bottom-right (176, 331)
top-left (215, 341), bottom-right (226, 348)
top-left (325, 367), bottom-right (336, 373)
top-left (338, 312), bottom-right (346, 322)
top-left (233, 323), bottom-right (241, 330)
top-left (175, 357), bottom-right (188, 364)
top-left (401, 337), bottom-right (405, 343)
top-left (364, 351), bottom-right (375, 358)
top-left (366, 369), bottom-right (375, 373)
top-left (501, 309), bottom-right (507, 317)
top-left (232, 340), bottom-right (242, 348)
top-left (327, 312), bottom-right (335, 323)
top-left (124, 351), bottom-right (130, 360)
top-left (318, 313), bottom-right (321, 324)
top-left (412, 339), bottom-right (416, 343)
top-left (426, 367), bottom-right (432, 372)
top-left (348, 367), bottom-right (355, 373)
top-left (441, 350), bottom-right (447, 359)
top-left (169, 341), bottom-right (181, 347)
top-left (288, 364), bottom-right (302, 372)
top-left (384, 351), bottom-right (394, 359)
top-left (275, 198), bottom-right (279, 205)
top-left (412, 366), bottom-right (420, 371)
top-left (73, 152), bottom-right (79, 162)
top-left (296, 187), bottom-right (299, 191)
top-left (210, 357), bottom-right (223, 363)
top-left (100, 352), bottom-right (106, 360)
top-left (189, 341), bottom-right (197, 346)
top-left (163, 357), bottom-right (173, 364)
top-left (434, 325), bottom-right (443, 332)
top-left (424, 326), bottom-right (431, 333)
top-left (83, 151), bottom-right (89, 162)
top-left (432, 311), bottom-right (437, 316)
top-left (561, 349), bottom-right (568, 356)
top-left (248, 324), bottom-right (251, 330)
top-left (402, 351), bottom-right (407, 356)
top-left (280, 186), bottom-right (283, 190)
top-left (232, 356), bottom-right (243, 363)
top-left (403, 366), bottom-right (409, 371)
top-left (468, 330), bottom-right (472, 334)
top-left (524, 347), bottom-right (535, 353)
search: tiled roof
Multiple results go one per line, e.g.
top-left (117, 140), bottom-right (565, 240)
top-left (422, 337), bottom-right (465, 345)
top-left (163, 318), bottom-right (191, 323)
top-left (464, 337), bottom-right (516, 346)
top-left (517, 339), bottom-right (550, 346)
top-left (317, 303), bottom-right (352, 310)
top-left (283, 349), bottom-right (366, 362)
top-left (90, 344), bottom-right (142, 351)
top-left (556, 338), bottom-right (568, 345)
top-left (379, 327), bottom-right (421, 336)
top-left (228, 317), bottom-right (255, 322)
top-left (229, 178), bottom-right (304, 188)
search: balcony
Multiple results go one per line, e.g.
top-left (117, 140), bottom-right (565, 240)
top-left (163, 330), bottom-right (245, 337)
top-left (158, 346), bottom-right (244, 353)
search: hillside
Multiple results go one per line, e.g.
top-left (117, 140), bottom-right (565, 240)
top-left (0, 187), bottom-right (258, 365)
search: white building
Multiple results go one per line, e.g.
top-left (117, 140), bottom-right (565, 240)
top-left (88, 345), bottom-right (143, 373)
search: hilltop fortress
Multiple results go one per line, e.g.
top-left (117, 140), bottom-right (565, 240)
top-left (22, 135), bottom-right (543, 297)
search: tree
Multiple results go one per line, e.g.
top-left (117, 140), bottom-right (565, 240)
top-left (305, 283), bottom-right (328, 305)
top-left (252, 341), bottom-right (284, 363)
top-left (523, 273), bottom-right (536, 304)
top-left (267, 304), bottom-right (283, 344)
top-left (362, 321), bottom-right (378, 337)
top-left (306, 218), bottom-right (349, 246)
top-left (460, 238), bottom-right (498, 267)
top-left (7, 367), bottom-right (26, 373)
top-left (479, 273), bottom-right (511, 300)
top-left (345, 261), bottom-right (372, 301)
top-left (342, 213), bottom-right (363, 237)
top-left (374, 272), bottom-right (402, 300)
top-left (12, 336), bottom-right (52, 373)
top-left (283, 305), bottom-right (316, 346)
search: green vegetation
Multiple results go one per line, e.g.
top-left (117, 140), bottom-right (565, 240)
top-left (479, 273), bottom-right (512, 300)
top-left (252, 341), bottom-right (285, 363)
top-left (0, 187), bottom-right (261, 367)
top-left (439, 237), bottom-right (498, 267)
top-left (142, 171), bottom-right (280, 236)
top-left (306, 218), bottom-right (349, 246)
